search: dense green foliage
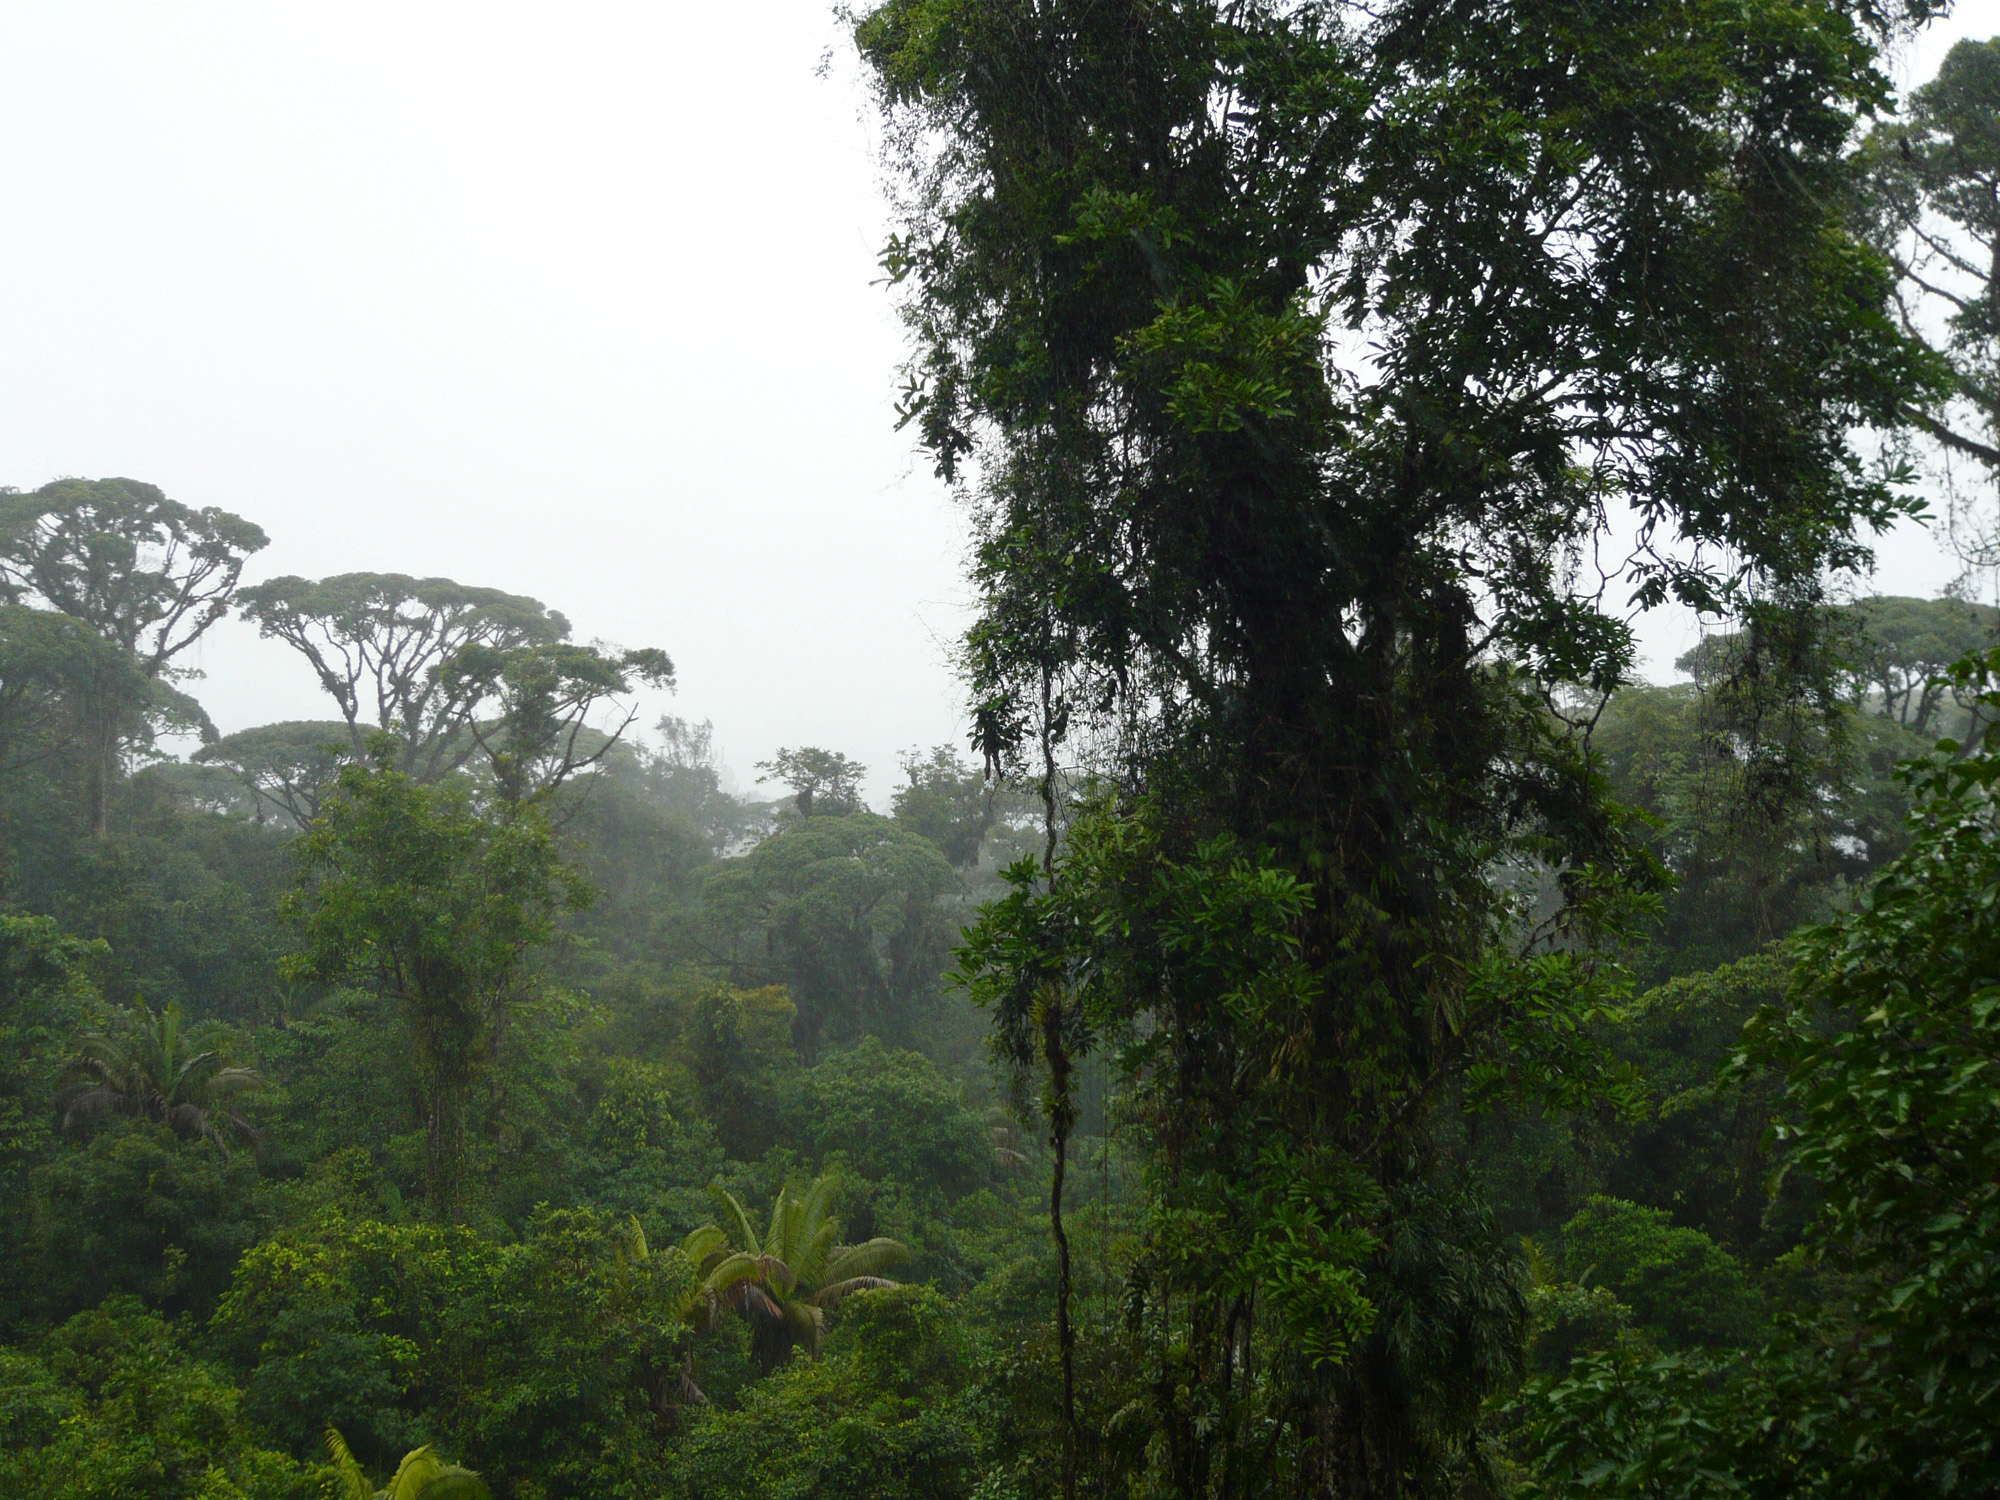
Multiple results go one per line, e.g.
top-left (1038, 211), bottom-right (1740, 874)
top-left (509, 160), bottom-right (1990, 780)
top-left (1512, 652), bottom-right (2000, 1498)
top-left (283, 751), bottom-right (588, 1212)
top-left (5, 9), bottom-right (2000, 1500)
top-left (0, 1297), bottom-right (319, 1500)
top-left (855, 0), bottom-right (1968, 1494)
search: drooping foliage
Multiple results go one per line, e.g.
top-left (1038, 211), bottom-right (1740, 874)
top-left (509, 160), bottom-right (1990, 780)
top-left (696, 1173), bottom-right (912, 1369)
top-left (58, 995), bottom-right (265, 1145)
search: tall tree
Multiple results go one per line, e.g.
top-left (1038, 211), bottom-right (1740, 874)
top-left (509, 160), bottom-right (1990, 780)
top-left (282, 744), bottom-right (588, 1213)
top-left (1862, 37), bottom-right (2000, 573)
top-left (0, 606), bottom-right (139, 772)
top-left (1841, 592), bottom-right (1999, 733)
top-left (701, 813), bottom-right (960, 1059)
top-left (0, 478), bottom-right (267, 834)
top-left (236, 574), bottom-right (568, 784)
top-left (441, 640), bottom-right (675, 808)
top-left (756, 747), bottom-right (867, 819)
top-left (0, 604), bottom-right (158, 876)
top-left (858, 0), bottom-right (1943, 1493)
top-left (891, 746), bottom-right (999, 868)
top-left (193, 720), bottom-right (355, 828)
top-left (632, 715), bottom-right (762, 852)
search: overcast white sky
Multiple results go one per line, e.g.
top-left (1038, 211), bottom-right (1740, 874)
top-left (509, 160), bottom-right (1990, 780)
top-left (0, 3), bottom-right (1995, 805)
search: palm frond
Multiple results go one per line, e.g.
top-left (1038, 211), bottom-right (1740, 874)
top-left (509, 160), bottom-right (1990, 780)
top-left (740, 1282), bottom-right (786, 1324)
top-left (137, 1002), bottom-right (176, 1083)
top-left (58, 994), bottom-right (262, 1142)
top-left (766, 1180), bottom-right (797, 1260)
top-left (680, 1223), bottom-right (727, 1268)
top-left (755, 1251), bottom-right (797, 1293)
top-left (385, 1444), bottom-right (447, 1500)
top-left (800, 1219), bottom-right (839, 1284)
top-left (323, 1426), bottom-right (374, 1500)
top-left (675, 1352), bottom-right (708, 1408)
top-left (710, 1185), bottom-right (762, 1255)
top-left (760, 1174), bottom-right (832, 1281)
top-left (615, 1214), bottom-right (650, 1266)
top-left (799, 1171), bottom-right (840, 1234)
top-left (182, 1015), bottom-right (242, 1052)
top-left (810, 1274), bottom-right (901, 1309)
top-left (206, 1063), bottom-right (268, 1097)
top-left (693, 1173), bottom-right (897, 1368)
top-left (781, 1296), bottom-right (826, 1356)
top-left (172, 1048), bottom-right (231, 1094)
top-left (59, 1085), bottom-right (132, 1132)
top-left (59, 1043), bottom-right (123, 1079)
top-left (700, 1249), bottom-right (767, 1301)
top-left (821, 1237), bottom-right (911, 1286)
top-left (683, 1287), bottom-right (726, 1335)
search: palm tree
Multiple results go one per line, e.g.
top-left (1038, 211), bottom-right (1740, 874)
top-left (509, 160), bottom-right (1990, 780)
top-left (325, 1427), bottom-right (491, 1500)
top-left (693, 1173), bottom-right (910, 1369)
top-left (59, 996), bottom-right (265, 1144)
top-left (610, 1215), bottom-right (763, 1336)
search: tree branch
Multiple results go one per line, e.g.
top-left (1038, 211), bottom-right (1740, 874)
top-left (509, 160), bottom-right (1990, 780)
top-left (1903, 404), bottom-right (2000, 467)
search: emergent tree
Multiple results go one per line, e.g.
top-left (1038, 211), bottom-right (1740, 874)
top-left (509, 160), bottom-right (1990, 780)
top-left (859, 0), bottom-right (1946, 1493)
top-left (193, 720), bottom-right (355, 828)
top-left (0, 478), bottom-right (267, 833)
top-left (1862, 36), bottom-right (2000, 569)
top-left (236, 573), bottom-right (569, 784)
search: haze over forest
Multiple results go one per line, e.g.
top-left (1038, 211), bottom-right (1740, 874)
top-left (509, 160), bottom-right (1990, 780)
top-left (5, 5), bottom-right (2000, 1500)
top-left (0, 3), bottom-right (1987, 802)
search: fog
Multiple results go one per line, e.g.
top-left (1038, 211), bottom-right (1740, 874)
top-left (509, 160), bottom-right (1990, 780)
top-left (0, 1), bottom-right (1994, 802)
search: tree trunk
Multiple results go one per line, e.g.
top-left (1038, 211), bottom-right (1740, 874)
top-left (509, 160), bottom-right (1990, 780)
top-left (423, 1065), bottom-right (466, 1217)
top-left (1044, 991), bottom-right (1078, 1500)
top-left (87, 694), bottom-right (116, 838)
top-left (417, 1012), bottom-right (477, 1217)
top-left (1037, 668), bottom-right (1080, 1500)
